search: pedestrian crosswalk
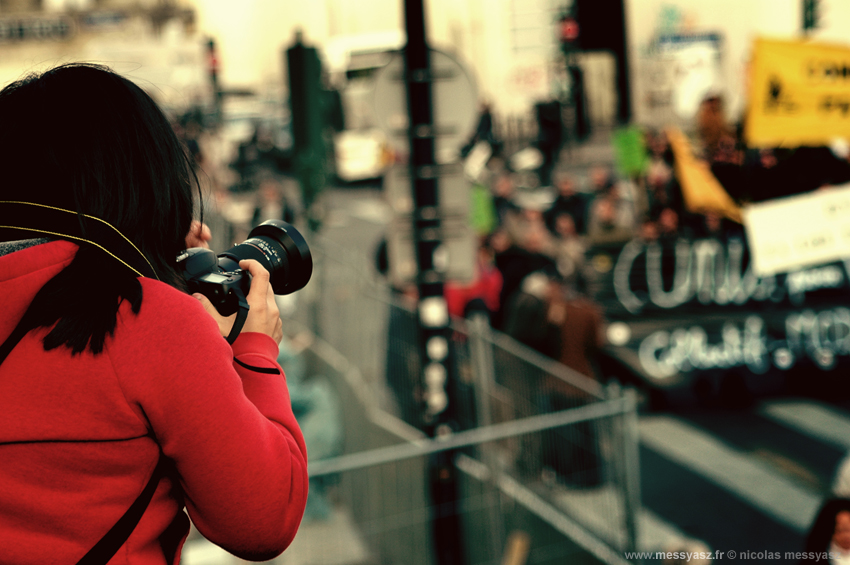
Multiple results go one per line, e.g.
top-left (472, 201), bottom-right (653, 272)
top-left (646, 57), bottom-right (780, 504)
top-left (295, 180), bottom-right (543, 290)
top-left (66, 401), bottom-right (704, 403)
top-left (639, 415), bottom-right (822, 533)
top-left (633, 398), bottom-right (850, 561)
top-left (761, 400), bottom-right (850, 451)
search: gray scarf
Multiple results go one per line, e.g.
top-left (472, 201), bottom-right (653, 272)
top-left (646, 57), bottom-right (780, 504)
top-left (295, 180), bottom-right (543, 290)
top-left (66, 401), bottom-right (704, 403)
top-left (0, 238), bottom-right (50, 257)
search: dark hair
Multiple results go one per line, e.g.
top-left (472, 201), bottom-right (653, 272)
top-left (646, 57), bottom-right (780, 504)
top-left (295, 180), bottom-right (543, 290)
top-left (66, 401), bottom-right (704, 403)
top-left (0, 63), bottom-right (199, 353)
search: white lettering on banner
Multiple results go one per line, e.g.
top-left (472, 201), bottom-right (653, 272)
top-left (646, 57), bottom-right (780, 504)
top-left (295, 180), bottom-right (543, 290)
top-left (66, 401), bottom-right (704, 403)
top-left (786, 265), bottom-right (844, 297)
top-left (612, 238), bottom-right (846, 314)
top-left (639, 316), bottom-right (769, 380)
top-left (638, 308), bottom-right (850, 379)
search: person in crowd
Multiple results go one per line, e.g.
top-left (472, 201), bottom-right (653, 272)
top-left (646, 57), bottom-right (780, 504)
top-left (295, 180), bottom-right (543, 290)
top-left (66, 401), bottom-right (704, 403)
top-left (639, 218), bottom-right (661, 243)
top-left (586, 189), bottom-right (637, 245)
top-left (178, 111), bottom-right (206, 172)
top-left (503, 201), bottom-right (553, 250)
top-left (251, 176), bottom-right (296, 228)
top-left (538, 265), bottom-right (606, 488)
top-left (589, 164), bottom-right (616, 196)
top-left (549, 211), bottom-right (587, 293)
top-left (501, 268), bottom-right (560, 358)
top-left (0, 64), bottom-right (308, 564)
top-left (646, 128), bottom-right (675, 168)
top-left (491, 172), bottom-right (521, 226)
top-left (545, 269), bottom-right (606, 387)
top-left (534, 100), bottom-right (563, 186)
top-left (545, 172), bottom-right (589, 235)
top-left (656, 206), bottom-right (681, 242)
top-left (585, 164), bottom-right (640, 245)
top-left (373, 237), bottom-right (425, 428)
top-left (230, 122), bottom-right (287, 193)
top-left (460, 99), bottom-right (501, 159)
top-left (696, 94), bottom-right (731, 160)
top-left (690, 210), bottom-right (744, 241)
top-left (445, 235), bottom-right (503, 321)
top-left (645, 159), bottom-right (682, 219)
top-left (492, 224), bottom-right (557, 331)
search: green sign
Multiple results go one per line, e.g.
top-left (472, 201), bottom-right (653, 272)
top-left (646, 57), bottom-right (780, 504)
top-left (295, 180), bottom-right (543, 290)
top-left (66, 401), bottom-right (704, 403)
top-left (613, 126), bottom-right (648, 178)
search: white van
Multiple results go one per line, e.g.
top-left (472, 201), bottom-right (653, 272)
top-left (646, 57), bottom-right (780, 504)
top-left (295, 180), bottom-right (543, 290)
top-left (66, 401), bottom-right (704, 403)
top-left (322, 31), bottom-right (405, 183)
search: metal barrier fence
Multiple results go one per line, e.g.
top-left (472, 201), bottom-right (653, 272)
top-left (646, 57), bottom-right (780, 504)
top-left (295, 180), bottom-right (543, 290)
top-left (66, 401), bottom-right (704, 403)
top-left (278, 234), bottom-right (643, 565)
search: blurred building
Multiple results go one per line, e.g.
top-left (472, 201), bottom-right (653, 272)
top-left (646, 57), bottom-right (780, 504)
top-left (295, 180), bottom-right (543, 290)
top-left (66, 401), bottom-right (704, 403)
top-left (6, 0), bottom-right (848, 142)
top-left (0, 0), bottom-right (207, 110)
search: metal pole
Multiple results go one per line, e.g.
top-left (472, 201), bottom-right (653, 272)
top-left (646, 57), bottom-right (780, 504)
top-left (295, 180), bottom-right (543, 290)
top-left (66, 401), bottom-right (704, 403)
top-left (468, 313), bottom-right (505, 561)
top-left (403, 0), bottom-right (465, 563)
top-left (616, 385), bottom-right (643, 563)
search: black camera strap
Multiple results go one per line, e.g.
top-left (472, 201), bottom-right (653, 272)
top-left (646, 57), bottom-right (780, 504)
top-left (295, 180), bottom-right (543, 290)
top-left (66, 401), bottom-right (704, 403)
top-left (0, 320), bottom-right (166, 565)
top-left (0, 201), bottom-right (158, 280)
top-left (227, 292), bottom-right (250, 344)
top-left (75, 456), bottom-right (167, 565)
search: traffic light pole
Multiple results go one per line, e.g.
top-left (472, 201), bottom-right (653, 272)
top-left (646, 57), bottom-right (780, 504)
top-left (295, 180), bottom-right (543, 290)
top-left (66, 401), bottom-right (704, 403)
top-left (206, 39), bottom-right (222, 124)
top-left (286, 31), bottom-right (329, 231)
top-left (403, 0), bottom-right (465, 563)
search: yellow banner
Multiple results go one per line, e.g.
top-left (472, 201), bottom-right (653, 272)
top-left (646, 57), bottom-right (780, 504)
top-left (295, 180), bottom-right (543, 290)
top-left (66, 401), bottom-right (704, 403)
top-left (746, 37), bottom-right (850, 147)
top-left (666, 127), bottom-right (742, 224)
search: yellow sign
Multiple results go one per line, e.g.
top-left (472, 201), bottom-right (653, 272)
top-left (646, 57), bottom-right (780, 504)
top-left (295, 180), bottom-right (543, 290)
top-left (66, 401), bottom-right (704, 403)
top-left (666, 127), bottom-right (742, 224)
top-left (746, 37), bottom-right (850, 147)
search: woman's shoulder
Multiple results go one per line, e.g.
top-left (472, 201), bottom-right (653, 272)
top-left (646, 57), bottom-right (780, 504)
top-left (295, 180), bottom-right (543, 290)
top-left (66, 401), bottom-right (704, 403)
top-left (118, 278), bottom-right (214, 336)
top-left (110, 278), bottom-right (228, 375)
top-left (138, 277), bottom-right (197, 309)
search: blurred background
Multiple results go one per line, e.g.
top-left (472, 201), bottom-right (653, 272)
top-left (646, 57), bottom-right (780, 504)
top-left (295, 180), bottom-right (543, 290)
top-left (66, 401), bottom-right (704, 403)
top-left (7, 0), bottom-right (850, 564)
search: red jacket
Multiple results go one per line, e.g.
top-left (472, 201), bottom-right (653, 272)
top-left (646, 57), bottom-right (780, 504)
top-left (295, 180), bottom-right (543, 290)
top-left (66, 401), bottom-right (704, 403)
top-left (0, 241), bottom-right (308, 564)
top-left (444, 262), bottom-right (503, 319)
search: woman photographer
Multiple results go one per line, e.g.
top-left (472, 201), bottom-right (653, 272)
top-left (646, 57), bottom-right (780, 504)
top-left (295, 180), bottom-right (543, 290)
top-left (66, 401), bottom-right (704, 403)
top-left (0, 64), bottom-right (307, 564)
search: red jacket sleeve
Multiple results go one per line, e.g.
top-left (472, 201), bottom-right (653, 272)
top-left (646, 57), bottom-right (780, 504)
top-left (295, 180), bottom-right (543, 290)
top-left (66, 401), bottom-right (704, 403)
top-left (108, 281), bottom-right (308, 561)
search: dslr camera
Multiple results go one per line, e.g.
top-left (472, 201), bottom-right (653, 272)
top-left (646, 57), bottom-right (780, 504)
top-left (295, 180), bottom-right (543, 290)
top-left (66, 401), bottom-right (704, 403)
top-left (177, 219), bottom-right (312, 340)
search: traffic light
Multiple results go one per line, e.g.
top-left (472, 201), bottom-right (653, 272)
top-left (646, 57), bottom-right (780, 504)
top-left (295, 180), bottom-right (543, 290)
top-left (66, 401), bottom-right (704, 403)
top-left (286, 32), bottom-right (344, 229)
top-left (557, 1), bottom-right (580, 56)
top-left (803, 0), bottom-right (821, 32)
top-left (559, 13), bottom-right (579, 55)
top-left (206, 38), bottom-right (222, 122)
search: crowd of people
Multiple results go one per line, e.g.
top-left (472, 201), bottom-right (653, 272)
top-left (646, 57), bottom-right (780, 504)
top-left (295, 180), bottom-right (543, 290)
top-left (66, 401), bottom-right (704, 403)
top-left (448, 92), bottom-right (850, 347)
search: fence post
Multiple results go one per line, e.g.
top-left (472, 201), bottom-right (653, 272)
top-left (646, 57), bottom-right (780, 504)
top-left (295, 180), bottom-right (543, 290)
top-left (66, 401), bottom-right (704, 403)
top-left (468, 314), bottom-right (496, 428)
top-left (614, 384), bottom-right (643, 563)
top-left (307, 237), bottom-right (324, 340)
top-left (467, 313), bottom-right (505, 562)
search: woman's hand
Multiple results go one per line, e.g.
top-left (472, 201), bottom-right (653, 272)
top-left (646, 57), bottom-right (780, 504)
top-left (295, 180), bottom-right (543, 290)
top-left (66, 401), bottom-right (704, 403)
top-left (193, 260), bottom-right (283, 343)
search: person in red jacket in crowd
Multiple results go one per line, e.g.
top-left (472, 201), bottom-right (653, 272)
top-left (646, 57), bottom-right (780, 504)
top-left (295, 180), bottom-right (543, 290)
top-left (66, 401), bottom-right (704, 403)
top-left (444, 234), bottom-right (503, 321)
top-left (0, 64), bottom-right (308, 564)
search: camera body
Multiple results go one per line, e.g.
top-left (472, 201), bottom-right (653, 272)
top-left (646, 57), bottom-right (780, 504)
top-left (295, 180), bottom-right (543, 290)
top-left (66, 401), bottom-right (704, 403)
top-left (177, 248), bottom-right (250, 315)
top-left (177, 219), bottom-right (312, 318)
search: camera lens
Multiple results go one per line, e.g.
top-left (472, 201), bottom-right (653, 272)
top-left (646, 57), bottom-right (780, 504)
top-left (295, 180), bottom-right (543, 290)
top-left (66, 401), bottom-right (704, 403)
top-left (218, 219), bottom-right (312, 295)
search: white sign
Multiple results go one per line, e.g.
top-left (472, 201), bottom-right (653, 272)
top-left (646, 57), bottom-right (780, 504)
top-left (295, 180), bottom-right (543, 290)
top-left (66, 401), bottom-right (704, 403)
top-left (658, 34), bottom-right (723, 120)
top-left (637, 33), bottom-right (723, 127)
top-left (372, 47), bottom-right (478, 161)
top-left (743, 184), bottom-right (850, 277)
